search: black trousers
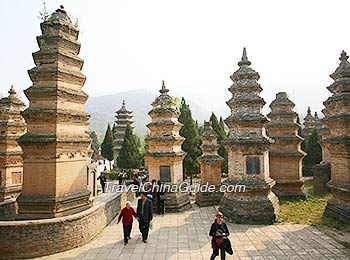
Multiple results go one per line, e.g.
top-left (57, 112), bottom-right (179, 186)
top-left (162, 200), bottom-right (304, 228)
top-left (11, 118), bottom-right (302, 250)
top-left (157, 199), bottom-right (165, 214)
top-left (101, 183), bottom-right (106, 193)
top-left (123, 225), bottom-right (132, 243)
top-left (138, 219), bottom-right (150, 241)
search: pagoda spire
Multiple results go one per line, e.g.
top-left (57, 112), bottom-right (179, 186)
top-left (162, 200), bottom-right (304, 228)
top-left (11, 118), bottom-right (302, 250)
top-left (238, 47), bottom-right (251, 66)
top-left (307, 106), bottom-right (311, 115)
top-left (8, 85), bottom-right (16, 96)
top-left (160, 80), bottom-right (169, 94)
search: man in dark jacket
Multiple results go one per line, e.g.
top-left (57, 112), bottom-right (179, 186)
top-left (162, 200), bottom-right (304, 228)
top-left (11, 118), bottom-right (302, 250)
top-left (137, 192), bottom-right (153, 243)
top-left (209, 212), bottom-right (232, 260)
top-left (97, 172), bottom-right (107, 193)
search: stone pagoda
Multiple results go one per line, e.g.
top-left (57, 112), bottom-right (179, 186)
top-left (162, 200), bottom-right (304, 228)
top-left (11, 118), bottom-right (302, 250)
top-left (322, 50), bottom-right (350, 223)
top-left (0, 86), bottom-right (26, 202)
top-left (219, 48), bottom-right (279, 224)
top-left (267, 92), bottom-right (306, 199)
top-left (196, 121), bottom-right (223, 206)
top-left (303, 107), bottom-right (315, 136)
top-left (113, 100), bottom-right (133, 163)
top-left (144, 81), bottom-right (189, 211)
top-left (17, 6), bottom-right (91, 219)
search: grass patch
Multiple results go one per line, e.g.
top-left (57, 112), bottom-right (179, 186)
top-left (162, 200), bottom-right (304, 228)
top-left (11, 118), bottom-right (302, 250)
top-left (276, 180), bottom-right (350, 248)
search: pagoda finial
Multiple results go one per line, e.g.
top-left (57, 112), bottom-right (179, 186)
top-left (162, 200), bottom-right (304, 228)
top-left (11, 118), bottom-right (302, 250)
top-left (8, 85), bottom-right (16, 96)
top-left (340, 50), bottom-right (349, 63)
top-left (122, 100), bottom-right (125, 106)
top-left (238, 47), bottom-right (251, 66)
top-left (56, 5), bottom-right (67, 14)
top-left (307, 106), bottom-right (311, 115)
top-left (159, 80), bottom-right (169, 94)
top-left (314, 112), bottom-right (318, 118)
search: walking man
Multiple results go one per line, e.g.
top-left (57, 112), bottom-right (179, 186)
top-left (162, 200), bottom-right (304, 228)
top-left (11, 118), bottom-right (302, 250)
top-left (137, 192), bottom-right (153, 243)
top-left (97, 172), bottom-right (107, 193)
top-left (117, 201), bottom-right (138, 245)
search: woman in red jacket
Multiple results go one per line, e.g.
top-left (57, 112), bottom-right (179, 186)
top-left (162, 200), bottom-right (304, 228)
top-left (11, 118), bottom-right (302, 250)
top-left (117, 201), bottom-right (139, 245)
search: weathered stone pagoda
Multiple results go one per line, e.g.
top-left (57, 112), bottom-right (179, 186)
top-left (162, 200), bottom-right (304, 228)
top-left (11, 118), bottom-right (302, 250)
top-left (322, 50), bottom-right (350, 223)
top-left (303, 107), bottom-right (315, 136)
top-left (196, 121), bottom-right (223, 206)
top-left (219, 48), bottom-right (279, 223)
top-left (267, 92), bottom-right (306, 199)
top-left (113, 100), bottom-right (133, 163)
top-left (144, 81), bottom-right (189, 211)
top-left (0, 86), bottom-right (26, 202)
top-left (17, 6), bottom-right (91, 219)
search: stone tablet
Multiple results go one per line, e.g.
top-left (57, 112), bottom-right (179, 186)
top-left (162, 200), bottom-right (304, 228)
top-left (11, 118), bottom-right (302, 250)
top-left (246, 157), bottom-right (260, 175)
top-left (159, 166), bottom-right (171, 182)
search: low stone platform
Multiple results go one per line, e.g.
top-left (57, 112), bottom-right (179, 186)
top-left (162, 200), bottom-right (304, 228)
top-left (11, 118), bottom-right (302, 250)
top-left (0, 191), bottom-right (134, 259)
top-left (32, 203), bottom-right (350, 260)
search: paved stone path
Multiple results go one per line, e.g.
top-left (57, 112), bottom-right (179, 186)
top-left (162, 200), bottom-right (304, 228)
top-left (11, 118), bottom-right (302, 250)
top-left (35, 202), bottom-right (350, 260)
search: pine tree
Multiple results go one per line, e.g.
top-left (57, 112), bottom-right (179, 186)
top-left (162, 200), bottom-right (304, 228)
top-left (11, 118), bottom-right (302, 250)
top-left (112, 123), bottom-right (117, 136)
top-left (210, 112), bottom-right (228, 173)
top-left (179, 98), bottom-right (202, 183)
top-left (117, 123), bottom-right (141, 169)
top-left (89, 131), bottom-right (99, 159)
top-left (101, 124), bottom-right (114, 168)
top-left (303, 128), bottom-right (322, 166)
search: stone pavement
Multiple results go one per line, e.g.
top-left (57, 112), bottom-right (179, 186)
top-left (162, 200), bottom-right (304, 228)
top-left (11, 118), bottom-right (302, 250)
top-left (35, 202), bottom-right (350, 260)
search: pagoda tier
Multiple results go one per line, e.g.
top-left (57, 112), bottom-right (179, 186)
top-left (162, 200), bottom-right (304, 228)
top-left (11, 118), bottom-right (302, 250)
top-left (144, 81), bottom-right (189, 212)
top-left (267, 92), bottom-right (306, 199)
top-left (196, 121), bottom-right (223, 206)
top-left (0, 86), bottom-right (26, 201)
top-left (113, 100), bottom-right (133, 161)
top-left (219, 48), bottom-right (279, 224)
top-left (17, 7), bottom-right (91, 219)
top-left (303, 107), bottom-right (322, 136)
top-left (322, 51), bottom-right (350, 223)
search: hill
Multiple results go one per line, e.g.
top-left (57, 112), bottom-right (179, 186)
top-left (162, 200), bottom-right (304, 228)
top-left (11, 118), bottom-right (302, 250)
top-left (85, 89), bottom-right (211, 137)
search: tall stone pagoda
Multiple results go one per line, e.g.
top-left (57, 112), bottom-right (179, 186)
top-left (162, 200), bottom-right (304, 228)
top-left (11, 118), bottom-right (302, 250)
top-left (196, 121), bottom-right (223, 206)
top-left (144, 81), bottom-right (189, 211)
top-left (113, 100), bottom-right (133, 163)
top-left (219, 48), bottom-right (279, 223)
top-left (17, 6), bottom-right (91, 219)
top-left (267, 92), bottom-right (306, 199)
top-left (0, 86), bottom-right (26, 201)
top-left (322, 50), bottom-right (350, 223)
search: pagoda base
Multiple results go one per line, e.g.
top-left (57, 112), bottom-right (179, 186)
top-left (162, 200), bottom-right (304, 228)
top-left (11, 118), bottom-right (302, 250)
top-left (17, 189), bottom-right (92, 220)
top-left (313, 163), bottom-right (331, 195)
top-left (165, 190), bottom-right (190, 212)
top-left (272, 179), bottom-right (306, 199)
top-left (196, 185), bottom-right (223, 206)
top-left (324, 181), bottom-right (350, 223)
top-left (219, 178), bottom-right (279, 224)
top-left (0, 185), bottom-right (22, 202)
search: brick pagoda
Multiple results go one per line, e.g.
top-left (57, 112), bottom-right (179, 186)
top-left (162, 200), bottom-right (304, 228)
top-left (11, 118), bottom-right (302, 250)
top-left (323, 50), bottom-right (350, 222)
top-left (267, 92), bottom-right (306, 199)
top-left (219, 48), bottom-right (279, 223)
top-left (144, 81), bottom-right (189, 211)
top-left (17, 6), bottom-right (92, 219)
top-left (113, 100), bottom-right (133, 163)
top-left (196, 121), bottom-right (223, 206)
top-left (0, 86), bottom-right (26, 201)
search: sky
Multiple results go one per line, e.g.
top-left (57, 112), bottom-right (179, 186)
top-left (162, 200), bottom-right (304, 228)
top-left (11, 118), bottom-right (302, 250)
top-left (1, 0), bottom-right (349, 118)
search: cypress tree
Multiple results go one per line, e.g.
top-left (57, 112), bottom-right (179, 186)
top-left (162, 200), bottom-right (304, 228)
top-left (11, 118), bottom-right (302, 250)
top-left (117, 123), bottom-right (141, 169)
top-left (179, 98), bottom-right (202, 183)
top-left (219, 116), bottom-right (226, 136)
top-left (303, 128), bottom-right (322, 166)
top-left (210, 112), bottom-right (228, 173)
top-left (112, 123), bottom-right (117, 136)
top-left (101, 124), bottom-right (114, 168)
top-left (89, 131), bottom-right (99, 159)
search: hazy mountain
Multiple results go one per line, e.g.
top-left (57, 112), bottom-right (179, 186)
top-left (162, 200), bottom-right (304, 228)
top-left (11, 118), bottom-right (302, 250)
top-left (85, 89), bottom-right (212, 137)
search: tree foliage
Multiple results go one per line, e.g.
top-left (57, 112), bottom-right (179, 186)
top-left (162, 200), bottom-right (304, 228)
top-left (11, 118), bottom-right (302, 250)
top-left (303, 128), bottom-right (322, 166)
top-left (101, 124), bottom-right (114, 162)
top-left (210, 112), bottom-right (228, 173)
top-left (179, 98), bottom-right (202, 181)
top-left (117, 123), bottom-right (142, 169)
top-left (89, 131), bottom-right (99, 158)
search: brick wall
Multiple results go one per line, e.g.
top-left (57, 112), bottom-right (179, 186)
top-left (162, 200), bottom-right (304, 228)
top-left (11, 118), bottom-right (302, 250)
top-left (0, 199), bottom-right (17, 220)
top-left (0, 191), bottom-right (133, 259)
